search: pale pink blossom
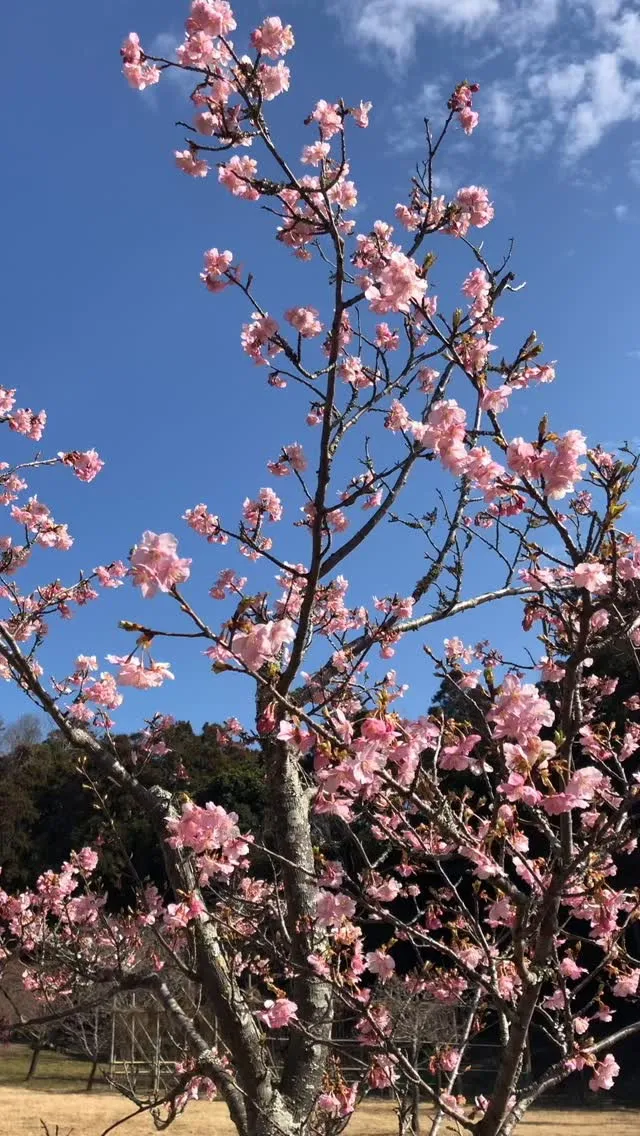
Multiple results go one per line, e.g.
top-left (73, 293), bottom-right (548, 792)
top-left (385, 400), bottom-right (411, 432)
top-left (301, 141), bottom-right (330, 166)
top-left (365, 950), bottom-right (396, 982)
top-left (439, 734), bottom-right (482, 772)
top-left (241, 313), bottom-right (281, 365)
top-left (71, 847), bottom-right (99, 874)
top-left (316, 890), bottom-right (356, 927)
top-left (541, 431), bottom-right (587, 500)
top-left (459, 107), bottom-right (479, 134)
top-left (539, 657), bottom-right (565, 682)
top-left (612, 970), bottom-right (640, 998)
top-left (84, 672), bottom-right (123, 711)
top-left (311, 100), bottom-right (343, 140)
top-left (175, 150), bottom-right (210, 178)
top-left (121, 32), bottom-right (142, 64)
top-left (543, 766), bottom-right (605, 815)
top-left (352, 100), bottom-right (373, 128)
top-left (487, 674), bottom-right (554, 745)
top-left (177, 31), bottom-right (217, 67)
top-left (257, 998), bottom-right (298, 1029)
top-left (59, 450), bottom-right (104, 483)
top-left (560, 957), bottom-right (587, 980)
top-left (215, 619), bottom-right (295, 671)
top-left (121, 32), bottom-right (160, 90)
top-left (283, 443), bottom-right (307, 472)
top-left (375, 323), bottom-right (399, 351)
top-left (201, 247), bottom-right (233, 292)
top-left (448, 186), bottom-right (494, 237)
top-left (285, 306), bottom-right (323, 338)
top-left (0, 387), bottom-right (16, 415)
top-left (243, 487), bottom-right (283, 524)
top-left (107, 655), bottom-right (175, 689)
top-left (218, 156), bottom-right (260, 200)
top-left (481, 385), bottom-right (511, 414)
top-left (589, 1054), bottom-right (619, 1092)
top-left (365, 251), bottom-right (427, 314)
top-left (573, 562), bottom-right (610, 594)
top-left (250, 16), bottom-right (294, 58)
top-left (184, 504), bottom-right (227, 544)
top-left (130, 531), bottom-right (192, 598)
top-left (258, 61), bottom-right (290, 101)
top-left (9, 409), bottom-right (46, 440)
top-left (187, 0), bottom-right (236, 38)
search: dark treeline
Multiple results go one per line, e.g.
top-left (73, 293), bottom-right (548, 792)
top-left (0, 717), bottom-right (265, 899)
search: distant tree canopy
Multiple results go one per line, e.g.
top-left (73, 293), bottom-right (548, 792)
top-left (0, 718), bottom-right (265, 898)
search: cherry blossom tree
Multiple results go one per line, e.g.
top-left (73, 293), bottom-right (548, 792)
top-left (2, 6), bottom-right (640, 1136)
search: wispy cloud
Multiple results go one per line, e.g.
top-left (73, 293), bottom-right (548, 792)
top-left (333, 1), bottom-right (640, 167)
top-left (614, 203), bottom-right (629, 220)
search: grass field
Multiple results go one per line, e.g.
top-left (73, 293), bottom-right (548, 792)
top-left (2, 1091), bottom-right (639, 1136)
top-left (1, 1048), bottom-right (639, 1136)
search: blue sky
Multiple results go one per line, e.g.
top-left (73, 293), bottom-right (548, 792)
top-left (2, 0), bottom-right (639, 733)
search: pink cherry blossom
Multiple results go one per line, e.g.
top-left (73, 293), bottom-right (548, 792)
top-left (310, 100), bottom-right (343, 140)
top-left (365, 251), bottom-right (427, 314)
top-left (543, 766), bottom-right (604, 815)
top-left (130, 531), bottom-right (192, 598)
top-left (106, 655), bottom-right (175, 689)
top-left (187, 0), bottom-right (236, 38)
top-left (257, 998), bottom-right (298, 1029)
top-left (365, 950), bottom-right (396, 982)
top-left (589, 1054), bottom-right (619, 1092)
top-left (0, 387), bottom-right (16, 415)
top-left (243, 487), bottom-right (283, 524)
top-left (218, 156), bottom-right (259, 199)
top-left (459, 107), bottom-right (479, 134)
top-left (251, 16), bottom-right (295, 58)
top-left (121, 32), bottom-right (142, 64)
top-left (352, 100), bottom-right (373, 128)
top-left (285, 306), bottom-right (323, 338)
top-left (481, 385), bottom-right (511, 414)
top-left (177, 31), bottom-right (218, 67)
top-left (375, 323), bottom-right (399, 351)
top-left (241, 313), bottom-right (281, 365)
top-left (94, 563), bottom-right (127, 590)
top-left (301, 141), bottom-right (330, 166)
top-left (184, 504), bottom-right (227, 544)
top-left (216, 619), bottom-right (295, 671)
top-left (123, 62), bottom-right (161, 90)
top-left (59, 450), bottom-right (104, 483)
top-left (201, 247), bottom-right (233, 292)
top-left (540, 430), bottom-right (587, 500)
top-left (258, 61), bottom-right (290, 101)
top-left (446, 186), bottom-right (494, 238)
top-left (316, 890), bottom-right (356, 927)
top-left (560, 957), bottom-right (587, 980)
top-left (439, 734), bottom-right (482, 772)
top-left (9, 408), bottom-right (46, 440)
top-left (71, 847), bottom-right (99, 874)
top-left (175, 150), bottom-right (210, 178)
top-left (487, 674), bottom-right (554, 745)
top-left (573, 562), bottom-right (610, 594)
top-left (612, 970), bottom-right (640, 998)
top-left (84, 671), bottom-right (123, 711)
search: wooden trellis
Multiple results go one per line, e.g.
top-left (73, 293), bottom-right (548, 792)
top-left (107, 986), bottom-right (218, 1096)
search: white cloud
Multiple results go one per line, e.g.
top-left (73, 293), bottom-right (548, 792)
top-left (336, 0), bottom-right (640, 167)
top-left (565, 51), bottom-right (640, 157)
top-left (332, 0), bottom-right (500, 61)
top-left (614, 203), bottom-right (629, 220)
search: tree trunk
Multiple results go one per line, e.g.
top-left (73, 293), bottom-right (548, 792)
top-left (25, 1043), bottom-right (42, 1082)
top-left (85, 1057), bottom-right (100, 1091)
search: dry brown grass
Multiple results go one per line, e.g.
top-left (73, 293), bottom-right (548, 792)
top-left (1, 1089), bottom-right (639, 1136)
